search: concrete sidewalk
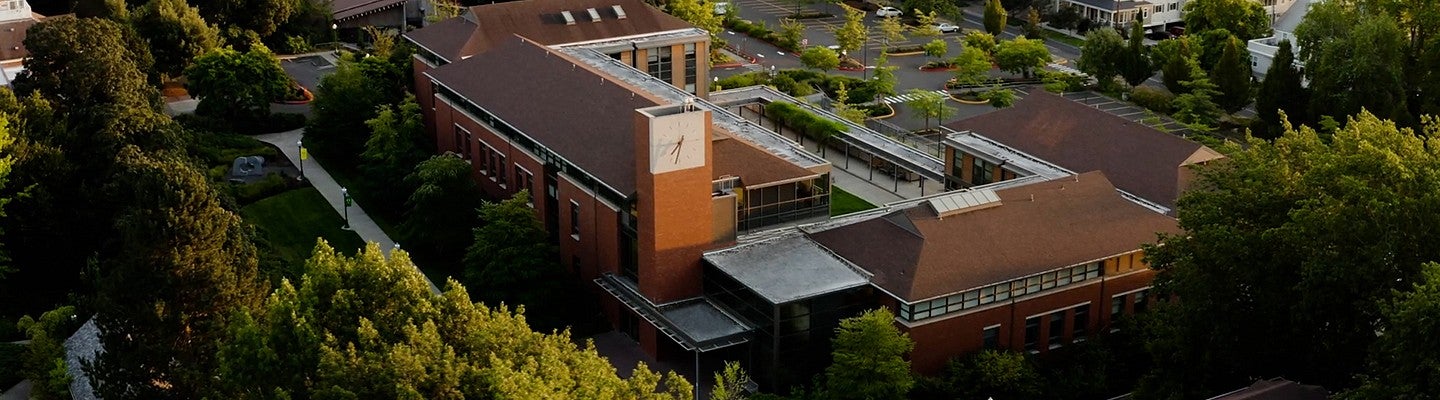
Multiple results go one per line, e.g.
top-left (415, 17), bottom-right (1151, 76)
top-left (254, 128), bottom-right (441, 294)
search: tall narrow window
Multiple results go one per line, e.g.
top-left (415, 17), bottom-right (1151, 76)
top-left (1134, 289), bottom-right (1150, 314)
top-left (569, 200), bottom-right (581, 240)
top-left (982, 325), bottom-right (1000, 349)
top-left (973, 158), bottom-right (996, 184)
top-left (1048, 311), bottom-right (1065, 348)
top-left (1073, 304), bottom-right (1091, 338)
top-left (684, 43), bottom-right (697, 93)
top-left (454, 125), bottom-right (472, 160)
top-left (1024, 316), bottom-right (1040, 352)
top-left (647, 46), bottom-right (672, 82)
top-left (1112, 295), bottom-right (1125, 319)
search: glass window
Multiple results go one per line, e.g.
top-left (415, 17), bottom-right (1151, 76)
top-left (973, 158), bottom-right (997, 185)
top-left (980, 286), bottom-right (996, 304)
top-left (982, 325), bottom-right (1000, 349)
top-left (1088, 262), bottom-right (1102, 279)
top-left (1010, 280), bottom-right (1026, 298)
top-left (1111, 295), bottom-right (1125, 319)
top-left (1134, 290), bottom-right (1150, 313)
top-left (1073, 304), bottom-right (1090, 337)
top-left (684, 43), bottom-right (697, 91)
top-left (1057, 268), bottom-right (1072, 286)
top-left (454, 125), bottom-right (472, 160)
top-left (963, 290), bottom-right (980, 308)
top-left (1041, 272), bottom-right (1057, 289)
top-left (647, 46), bottom-right (673, 82)
top-left (570, 200), bottom-right (581, 239)
top-left (1048, 311), bottom-right (1065, 347)
top-left (1024, 317), bottom-right (1040, 352)
top-left (1026, 276), bottom-right (1041, 294)
top-left (995, 284), bottom-right (1011, 302)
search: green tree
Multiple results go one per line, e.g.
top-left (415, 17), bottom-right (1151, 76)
top-left (667, 0), bottom-right (725, 53)
top-left (934, 350), bottom-right (1042, 399)
top-left (1172, 77), bottom-right (1223, 128)
top-left (952, 46), bottom-right (992, 87)
top-left (1077, 27), bottom-right (1124, 90)
top-left (778, 18), bottom-right (805, 50)
top-left (801, 46), bottom-right (840, 72)
top-left (1302, 16), bottom-right (1408, 124)
top-left (186, 44), bottom-right (291, 121)
top-left (832, 82), bottom-right (868, 124)
top-left (1119, 20), bottom-right (1155, 87)
top-left (872, 53), bottom-right (898, 96)
top-left (88, 148), bottom-right (267, 399)
top-left (15, 306), bottom-right (74, 400)
top-left (1158, 37), bottom-right (1202, 94)
top-left (825, 308), bottom-right (913, 400)
top-left (305, 54), bottom-right (389, 168)
top-left (1209, 35), bottom-right (1251, 113)
top-left (923, 38), bottom-right (947, 62)
top-left (834, 4), bottom-right (867, 58)
top-left (360, 94), bottom-right (430, 211)
top-left (402, 155), bottom-right (481, 264)
top-left (1024, 7), bottom-right (1043, 39)
top-left (463, 190), bottom-right (564, 323)
top-left (1138, 113), bottom-right (1440, 397)
top-left (962, 30), bottom-right (997, 55)
top-left (1345, 262), bottom-right (1440, 399)
top-left (0, 118), bottom-right (12, 281)
top-left (74, 0), bottom-right (130, 19)
top-left (910, 10), bottom-right (942, 38)
top-left (877, 15), bottom-right (905, 51)
top-left (216, 241), bottom-right (695, 399)
top-left (905, 89), bottom-right (954, 132)
top-left (191, 0), bottom-right (294, 38)
top-left (983, 0), bottom-right (1007, 35)
top-left (710, 361), bottom-right (751, 400)
top-left (980, 87), bottom-right (1017, 107)
top-left (14, 16), bottom-right (156, 118)
top-left (132, 0), bottom-right (221, 78)
top-left (1181, 0), bottom-right (1271, 40)
top-left (994, 36), bottom-right (1050, 78)
top-left (1254, 40), bottom-right (1307, 139)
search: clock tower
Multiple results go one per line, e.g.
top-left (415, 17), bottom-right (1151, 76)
top-left (632, 103), bottom-right (714, 304)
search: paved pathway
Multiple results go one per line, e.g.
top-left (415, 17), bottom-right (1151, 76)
top-left (254, 128), bottom-right (441, 294)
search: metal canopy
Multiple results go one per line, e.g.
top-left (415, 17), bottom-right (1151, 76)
top-left (596, 274), bottom-right (751, 352)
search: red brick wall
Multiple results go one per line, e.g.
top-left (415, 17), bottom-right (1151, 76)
top-left (633, 110), bottom-right (714, 304)
top-left (413, 56), bottom-right (437, 136)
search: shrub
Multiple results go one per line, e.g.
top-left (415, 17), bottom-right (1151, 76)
top-left (233, 173), bottom-right (294, 205)
top-left (0, 342), bottom-right (24, 391)
top-left (764, 101), bottom-right (847, 143)
top-left (284, 35), bottom-right (313, 54)
top-left (1129, 86), bottom-right (1176, 113)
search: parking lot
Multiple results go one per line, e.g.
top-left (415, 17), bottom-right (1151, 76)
top-left (1061, 91), bottom-right (1192, 136)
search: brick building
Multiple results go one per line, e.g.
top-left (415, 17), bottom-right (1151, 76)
top-left (403, 0), bottom-right (1189, 390)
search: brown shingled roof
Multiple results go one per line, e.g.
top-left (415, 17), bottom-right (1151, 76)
top-left (405, 0), bottom-right (692, 62)
top-left (0, 16), bottom-right (38, 62)
top-left (943, 91), bottom-right (1223, 208)
top-left (712, 134), bottom-right (819, 186)
top-left (808, 171), bottom-right (1180, 301)
top-left (424, 36), bottom-right (660, 194)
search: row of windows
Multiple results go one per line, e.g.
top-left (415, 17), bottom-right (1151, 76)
top-left (900, 263), bottom-right (1103, 322)
top-left (1022, 303), bottom-right (1092, 352)
top-left (647, 47), bottom-right (672, 83)
top-left (973, 158), bottom-right (997, 185)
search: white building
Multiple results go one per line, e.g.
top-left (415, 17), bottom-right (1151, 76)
top-left (0, 0), bottom-right (41, 86)
top-left (1247, 0), bottom-right (1314, 77)
top-left (1054, 0), bottom-right (1298, 31)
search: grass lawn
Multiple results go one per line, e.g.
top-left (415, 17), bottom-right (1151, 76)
top-left (241, 187), bottom-right (367, 267)
top-left (831, 186), bottom-right (878, 216)
top-left (1044, 29), bottom-right (1086, 48)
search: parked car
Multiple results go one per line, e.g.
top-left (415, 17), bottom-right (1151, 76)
top-left (714, 2), bottom-right (729, 15)
top-left (935, 23), bottom-right (960, 33)
top-left (875, 6), bottom-right (902, 17)
top-left (1144, 30), bottom-right (1173, 40)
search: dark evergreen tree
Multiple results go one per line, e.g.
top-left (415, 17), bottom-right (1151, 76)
top-left (1119, 20), bottom-right (1155, 87)
top-left (1209, 35), bottom-right (1251, 113)
top-left (1254, 40), bottom-right (1307, 139)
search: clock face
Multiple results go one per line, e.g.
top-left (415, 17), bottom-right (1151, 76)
top-left (649, 112), bottom-right (706, 173)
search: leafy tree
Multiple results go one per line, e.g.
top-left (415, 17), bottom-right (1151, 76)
top-left (801, 46), bottom-right (840, 72)
top-left (360, 95), bottom-right (430, 210)
top-left (667, 0), bottom-right (725, 52)
top-left (933, 350), bottom-right (1042, 399)
top-left (1158, 37), bottom-right (1202, 94)
top-left (1024, 7), bottom-right (1043, 39)
top-left (305, 55), bottom-right (389, 168)
top-left (15, 16), bottom-right (156, 117)
top-left (962, 30), bottom-right (997, 55)
top-left (1181, 0), bottom-right (1271, 40)
top-left (16, 306), bottom-right (75, 400)
top-left (463, 190), bottom-right (564, 324)
top-left (0, 118), bottom-right (12, 281)
top-left (834, 4), bottom-right (867, 58)
top-left (825, 308), bottom-right (913, 400)
top-left (402, 155), bottom-right (481, 264)
top-left (980, 87), bottom-right (1017, 107)
top-left (216, 241), bottom-right (695, 399)
top-left (952, 46), bottom-right (992, 87)
top-left (905, 89), bottom-right (953, 132)
top-left (1172, 77), bottom-right (1222, 128)
top-left (191, 0), bottom-right (294, 38)
top-left (872, 54), bottom-right (898, 97)
top-left (1302, 16), bottom-right (1408, 124)
top-left (1209, 35), bottom-right (1251, 113)
top-left (1254, 40), bottom-right (1307, 139)
top-left (922, 38), bottom-right (947, 61)
top-left (88, 148), bottom-right (266, 399)
top-left (1119, 20), bottom-right (1155, 87)
top-left (710, 361), bottom-right (751, 400)
top-left (1050, 4), bottom-right (1081, 31)
top-left (74, 0), bottom-right (129, 19)
top-left (994, 36), bottom-right (1050, 78)
top-left (132, 0), bottom-right (221, 78)
top-left (1138, 113), bottom-right (1440, 397)
top-left (1345, 262), bottom-right (1440, 399)
top-left (1192, 28), bottom-right (1234, 73)
top-left (778, 18), bottom-right (806, 50)
top-left (910, 10), bottom-right (942, 38)
top-left (983, 0), bottom-right (1007, 35)
top-left (832, 82), bottom-right (868, 124)
top-left (877, 15), bottom-right (905, 51)
top-left (186, 44), bottom-right (291, 121)
top-left (1077, 27), bottom-right (1124, 90)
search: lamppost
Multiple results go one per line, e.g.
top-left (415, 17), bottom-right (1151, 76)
top-left (332, 23), bottom-right (339, 54)
top-left (341, 187), bottom-right (352, 230)
top-left (296, 140), bottom-right (306, 181)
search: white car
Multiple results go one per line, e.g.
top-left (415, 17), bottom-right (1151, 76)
top-left (935, 23), bottom-right (960, 33)
top-left (875, 6), bottom-right (902, 17)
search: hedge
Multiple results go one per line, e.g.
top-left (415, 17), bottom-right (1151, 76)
top-left (764, 101), bottom-right (847, 144)
top-left (1129, 86), bottom-right (1176, 114)
top-left (723, 19), bottom-right (800, 52)
top-left (717, 69), bottom-right (876, 104)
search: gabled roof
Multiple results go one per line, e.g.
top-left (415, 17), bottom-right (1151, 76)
top-left (807, 171), bottom-right (1179, 301)
top-left (944, 91), bottom-right (1223, 208)
top-left (712, 135), bottom-right (819, 186)
top-left (405, 0), bottom-right (693, 62)
top-left (425, 36), bottom-right (660, 194)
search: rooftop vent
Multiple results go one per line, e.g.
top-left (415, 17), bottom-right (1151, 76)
top-left (561, 10), bottom-right (576, 25)
top-left (928, 189), bottom-right (1001, 218)
top-left (612, 5), bottom-right (627, 19)
top-left (587, 7), bottom-right (602, 21)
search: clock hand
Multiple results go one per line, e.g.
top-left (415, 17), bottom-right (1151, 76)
top-left (673, 140), bottom-right (683, 163)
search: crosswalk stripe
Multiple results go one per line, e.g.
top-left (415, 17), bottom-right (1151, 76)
top-left (879, 90), bottom-right (949, 104)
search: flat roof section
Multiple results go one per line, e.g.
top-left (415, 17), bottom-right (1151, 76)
top-left (404, 0), bottom-right (693, 61)
top-left (661, 300), bottom-right (752, 344)
top-left (712, 136), bottom-right (820, 187)
top-left (596, 274), bottom-right (751, 352)
top-left (704, 235), bottom-right (870, 304)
